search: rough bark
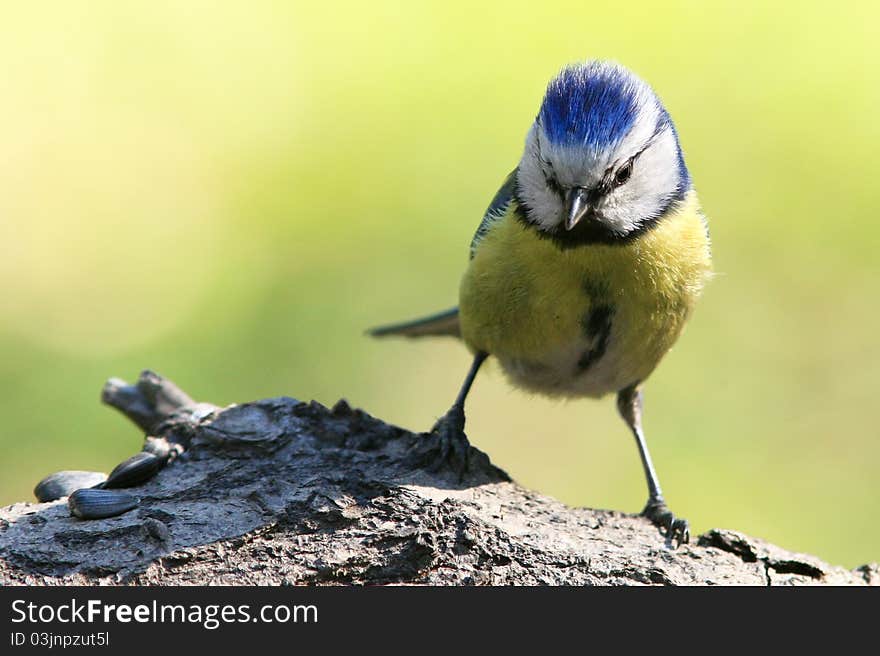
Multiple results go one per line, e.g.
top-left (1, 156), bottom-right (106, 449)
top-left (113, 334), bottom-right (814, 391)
top-left (0, 371), bottom-right (876, 586)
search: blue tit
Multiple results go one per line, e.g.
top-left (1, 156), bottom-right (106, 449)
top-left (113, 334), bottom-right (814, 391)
top-left (370, 61), bottom-right (712, 544)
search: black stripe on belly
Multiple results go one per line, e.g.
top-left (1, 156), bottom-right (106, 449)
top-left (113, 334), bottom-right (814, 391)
top-left (576, 303), bottom-right (614, 374)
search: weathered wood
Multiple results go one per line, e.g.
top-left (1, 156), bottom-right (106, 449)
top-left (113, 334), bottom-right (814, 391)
top-left (0, 371), bottom-right (876, 586)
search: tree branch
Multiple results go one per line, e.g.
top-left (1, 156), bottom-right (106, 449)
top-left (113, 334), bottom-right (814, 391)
top-left (0, 372), bottom-right (876, 586)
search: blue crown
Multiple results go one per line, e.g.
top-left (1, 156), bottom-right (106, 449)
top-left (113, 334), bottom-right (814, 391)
top-left (539, 62), bottom-right (655, 150)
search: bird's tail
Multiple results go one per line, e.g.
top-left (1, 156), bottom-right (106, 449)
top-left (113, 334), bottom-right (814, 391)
top-left (367, 307), bottom-right (460, 339)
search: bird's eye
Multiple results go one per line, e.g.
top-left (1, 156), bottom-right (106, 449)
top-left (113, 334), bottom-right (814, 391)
top-left (614, 160), bottom-right (633, 187)
top-left (544, 173), bottom-right (564, 198)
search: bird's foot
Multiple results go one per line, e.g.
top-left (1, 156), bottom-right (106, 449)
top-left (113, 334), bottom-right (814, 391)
top-left (405, 406), bottom-right (474, 482)
top-left (641, 497), bottom-right (690, 546)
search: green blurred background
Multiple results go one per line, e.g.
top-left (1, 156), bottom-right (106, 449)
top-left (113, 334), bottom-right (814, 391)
top-left (1, 1), bottom-right (877, 568)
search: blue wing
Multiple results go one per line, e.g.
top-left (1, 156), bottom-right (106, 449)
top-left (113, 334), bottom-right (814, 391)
top-left (470, 168), bottom-right (518, 258)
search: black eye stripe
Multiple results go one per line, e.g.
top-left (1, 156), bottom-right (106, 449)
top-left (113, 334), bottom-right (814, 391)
top-left (535, 135), bottom-right (564, 199)
top-left (544, 171), bottom-right (564, 198)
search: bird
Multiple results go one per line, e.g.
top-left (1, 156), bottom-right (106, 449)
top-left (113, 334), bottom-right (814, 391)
top-left (370, 60), bottom-right (712, 545)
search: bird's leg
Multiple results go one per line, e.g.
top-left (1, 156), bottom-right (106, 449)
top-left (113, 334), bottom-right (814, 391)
top-left (407, 351), bottom-right (488, 480)
top-left (616, 384), bottom-right (690, 546)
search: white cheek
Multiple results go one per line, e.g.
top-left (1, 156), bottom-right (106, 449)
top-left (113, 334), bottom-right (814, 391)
top-left (518, 126), bottom-right (564, 230)
top-left (599, 128), bottom-right (681, 232)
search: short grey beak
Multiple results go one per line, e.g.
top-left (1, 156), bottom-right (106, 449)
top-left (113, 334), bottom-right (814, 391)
top-left (565, 187), bottom-right (591, 231)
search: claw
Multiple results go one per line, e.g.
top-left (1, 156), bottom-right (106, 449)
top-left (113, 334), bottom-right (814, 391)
top-left (674, 519), bottom-right (690, 545)
top-left (641, 498), bottom-right (689, 547)
top-left (405, 407), bottom-right (473, 481)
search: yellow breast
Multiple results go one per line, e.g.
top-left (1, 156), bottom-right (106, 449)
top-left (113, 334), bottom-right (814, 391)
top-left (459, 192), bottom-right (712, 397)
